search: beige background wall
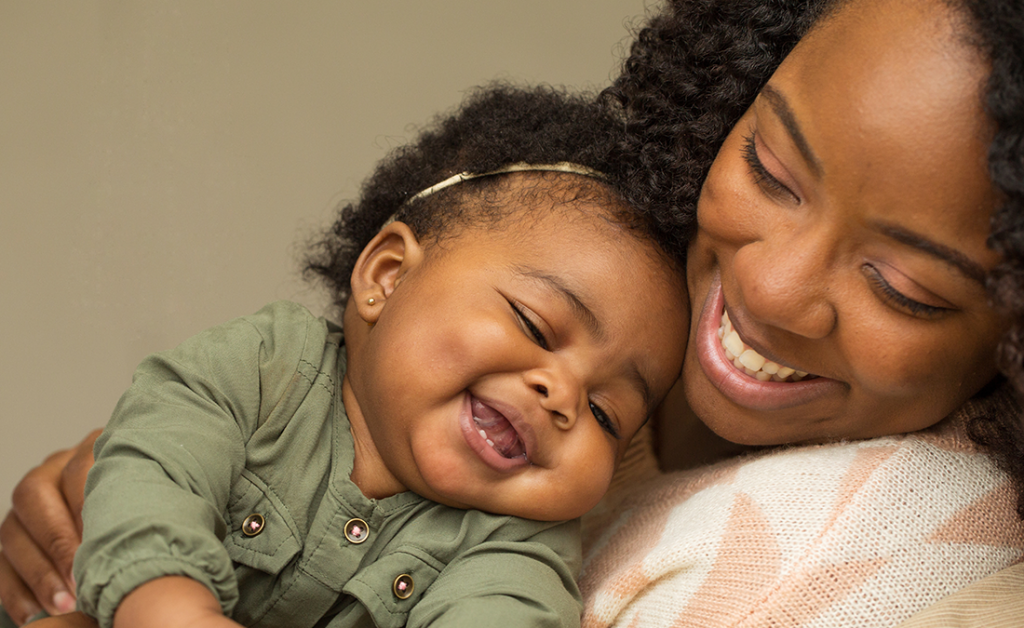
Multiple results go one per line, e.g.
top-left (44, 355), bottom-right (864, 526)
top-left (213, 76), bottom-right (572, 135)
top-left (0, 1), bottom-right (651, 514)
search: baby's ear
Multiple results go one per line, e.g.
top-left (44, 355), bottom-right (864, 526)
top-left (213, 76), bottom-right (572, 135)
top-left (350, 221), bottom-right (424, 325)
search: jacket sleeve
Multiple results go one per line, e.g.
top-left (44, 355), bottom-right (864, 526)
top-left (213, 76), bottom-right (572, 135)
top-left (72, 302), bottom-right (320, 628)
top-left (406, 521), bottom-right (583, 628)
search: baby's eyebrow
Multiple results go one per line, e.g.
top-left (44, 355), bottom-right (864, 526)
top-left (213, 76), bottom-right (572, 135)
top-left (513, 266), bottom-right (603, 339)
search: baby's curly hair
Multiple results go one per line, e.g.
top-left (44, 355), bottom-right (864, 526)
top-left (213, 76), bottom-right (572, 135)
top-left (608, 0), bottom-right (1024, 517)
top-left (304, 84), bottom-right (678, 310)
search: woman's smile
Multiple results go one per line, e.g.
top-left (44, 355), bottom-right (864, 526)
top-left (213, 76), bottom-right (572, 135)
top-left (694, 271), bottom-right (844, 414)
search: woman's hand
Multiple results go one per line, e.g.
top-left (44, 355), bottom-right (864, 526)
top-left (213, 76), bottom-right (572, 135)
top-left (0, 430), bottom-right (100, 625)
top-left (24, 612), bottom-right (98, 628)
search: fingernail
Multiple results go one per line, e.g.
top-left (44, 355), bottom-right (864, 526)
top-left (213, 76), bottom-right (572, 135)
top-left (53, 590), bottom-right (76, 614)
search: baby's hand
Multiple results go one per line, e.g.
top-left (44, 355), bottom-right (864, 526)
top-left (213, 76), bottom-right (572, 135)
top-left (112, 577), bottom-right (243, 628)
top-left (25, 612), bottom-right (97, 628)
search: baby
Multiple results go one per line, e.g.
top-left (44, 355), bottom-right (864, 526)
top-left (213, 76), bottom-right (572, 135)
top-left (37, 86), bottom-right (689, 628)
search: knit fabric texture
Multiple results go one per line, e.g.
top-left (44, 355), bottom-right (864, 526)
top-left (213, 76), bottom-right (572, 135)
top-left (579, 387), bottom-right (1024, 627)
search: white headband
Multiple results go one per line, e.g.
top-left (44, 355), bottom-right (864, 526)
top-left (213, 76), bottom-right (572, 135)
top-left (381, 161), bottom-right (607, 228)
top-left (406, 161), bottom-right (607, 205)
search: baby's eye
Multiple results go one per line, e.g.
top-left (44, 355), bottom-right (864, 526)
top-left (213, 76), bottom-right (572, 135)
top-left (511, 302), bottom-right (549, 350)
top-left (589, 401), bottom-right (620, 439)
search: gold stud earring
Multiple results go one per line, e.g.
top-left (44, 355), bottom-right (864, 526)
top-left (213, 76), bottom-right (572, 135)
top-left (367, 297), bottom-right (376, 305)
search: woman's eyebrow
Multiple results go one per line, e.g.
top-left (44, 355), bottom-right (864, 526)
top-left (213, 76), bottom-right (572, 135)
top-left (872, 221), bottom-right (987, 285)
top-left (760, 85), bottom-right (823, 178)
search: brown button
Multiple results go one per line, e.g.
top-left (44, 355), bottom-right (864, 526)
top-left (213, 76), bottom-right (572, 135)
top-left (344, 518), bottom-right (369, 544)
top-left (241, 513), bottom-right (265, 537)
top-left (392, 574), bottom-right (414, 600)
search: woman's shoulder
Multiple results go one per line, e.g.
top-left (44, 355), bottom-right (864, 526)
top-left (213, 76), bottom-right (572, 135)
top-left (580, 389), bottom-right (1024, 628)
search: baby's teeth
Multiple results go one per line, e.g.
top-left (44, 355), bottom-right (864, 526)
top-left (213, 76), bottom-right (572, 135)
top-left (479, 429), bottom-right (487, 439)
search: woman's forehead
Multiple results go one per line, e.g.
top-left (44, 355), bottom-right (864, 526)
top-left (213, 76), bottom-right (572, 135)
top-left (762, 0), bottom-right (996, 249)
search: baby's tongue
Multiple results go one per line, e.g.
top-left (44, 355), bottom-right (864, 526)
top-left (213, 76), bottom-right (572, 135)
top-left (471, 397), bottom-right (525, 458)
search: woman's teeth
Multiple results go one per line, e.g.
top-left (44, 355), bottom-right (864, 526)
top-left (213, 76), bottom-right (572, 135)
top-left (718, 312), bottom-right (815, 382)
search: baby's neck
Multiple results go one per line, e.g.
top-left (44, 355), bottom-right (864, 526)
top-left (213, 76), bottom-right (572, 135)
top-left (342, 375), bottom-right (408, 499)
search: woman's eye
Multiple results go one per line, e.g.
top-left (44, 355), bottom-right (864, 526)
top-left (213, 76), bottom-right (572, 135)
top-left (742, 131), bottom-right (799, 204)
top-left (589, 401), bottom-right (620, 439)
top-left (512, 302), bottom-right (549, 350)
top-left (862, 264), bottom-right (948, 318)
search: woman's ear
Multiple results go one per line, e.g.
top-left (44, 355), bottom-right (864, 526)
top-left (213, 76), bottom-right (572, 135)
top-left (350, 221), bottom-right (424, 325)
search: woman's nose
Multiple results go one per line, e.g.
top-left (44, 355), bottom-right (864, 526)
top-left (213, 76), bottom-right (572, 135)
top-left (732, 227), bottom-right (838, 339)
top-left (523, 365), bottom-right (580, 430)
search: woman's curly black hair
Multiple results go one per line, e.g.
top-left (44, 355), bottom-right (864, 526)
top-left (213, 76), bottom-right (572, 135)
top-left (607, 0), bottom-right (1024, 517)
top-left (303, 83), bottom-right (677, 309)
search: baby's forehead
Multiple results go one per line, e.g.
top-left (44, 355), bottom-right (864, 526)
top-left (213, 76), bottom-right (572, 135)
top-left (452, 172), bottom-right (634, 225)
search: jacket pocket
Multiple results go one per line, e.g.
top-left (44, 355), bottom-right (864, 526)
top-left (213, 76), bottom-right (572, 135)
top-left (342, 546), bottom-right (444, 628)
top-left (222, 469), bottom-right (302, 574)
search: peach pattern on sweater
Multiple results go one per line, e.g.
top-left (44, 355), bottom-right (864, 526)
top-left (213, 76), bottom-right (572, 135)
top-left (580, 389), bottom-right (1024, 628)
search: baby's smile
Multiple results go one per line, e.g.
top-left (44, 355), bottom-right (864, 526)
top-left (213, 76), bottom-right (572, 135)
top-left (456, 392), bottom-right (537, 475)
top-left (471, 396), bottom-right (528, 460)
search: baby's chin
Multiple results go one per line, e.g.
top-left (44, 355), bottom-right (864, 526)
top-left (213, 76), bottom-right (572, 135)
top-left (452, 487), bottom-right (602, 522)
top-left (422, 487), bottom-right (602, 522)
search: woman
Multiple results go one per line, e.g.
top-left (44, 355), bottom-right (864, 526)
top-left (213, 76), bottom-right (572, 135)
top-left (3, 0), bottom-right (1023, 625)
top-left (578, 0), bottom-right (1024, 624)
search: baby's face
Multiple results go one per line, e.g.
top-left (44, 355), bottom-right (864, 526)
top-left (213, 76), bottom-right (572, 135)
top-left (347, 195), bottom-right (689, 521)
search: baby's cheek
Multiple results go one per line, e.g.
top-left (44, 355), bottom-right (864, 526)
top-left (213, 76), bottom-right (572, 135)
top-left (578, 455), bottom-right (619, 511)
top-left (439, 318), bottom-right (518, 367)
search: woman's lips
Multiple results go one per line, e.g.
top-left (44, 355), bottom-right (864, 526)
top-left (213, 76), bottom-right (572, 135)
top-left (695, 273), bottom-right (842, 412)
top-left (459, 393), bottom-right (533, 472)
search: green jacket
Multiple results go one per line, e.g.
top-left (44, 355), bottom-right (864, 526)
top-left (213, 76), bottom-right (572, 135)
top-left (74, 301), bottom-right (582, 628)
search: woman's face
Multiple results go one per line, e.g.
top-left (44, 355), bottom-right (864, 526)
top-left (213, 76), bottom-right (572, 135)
top-left (684, 0), bottom-right (1006, 445)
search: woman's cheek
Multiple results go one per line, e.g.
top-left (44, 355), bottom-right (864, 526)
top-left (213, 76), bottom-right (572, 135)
top-left (699, 158), bottom-right (767, 246)
top-left (843, 321), bottom-right (962, 395)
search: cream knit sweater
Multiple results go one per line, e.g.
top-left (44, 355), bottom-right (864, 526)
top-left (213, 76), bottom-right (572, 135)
top-left (580, 387), bottom-right (1024, 628)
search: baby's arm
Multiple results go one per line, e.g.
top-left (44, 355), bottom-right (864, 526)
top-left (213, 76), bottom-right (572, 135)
top-left (74, 310), bottom-right (291, 627)
top-left (21, 578), bottom-right (239, 628)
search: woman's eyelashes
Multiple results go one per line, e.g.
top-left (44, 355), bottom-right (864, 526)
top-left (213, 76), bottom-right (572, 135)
top-left (861, 264), bottom-right (948, 318)
top-left (510, 300), bottom-right (621, 439)
top-left (742, 131), bottom-right (800, 204)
